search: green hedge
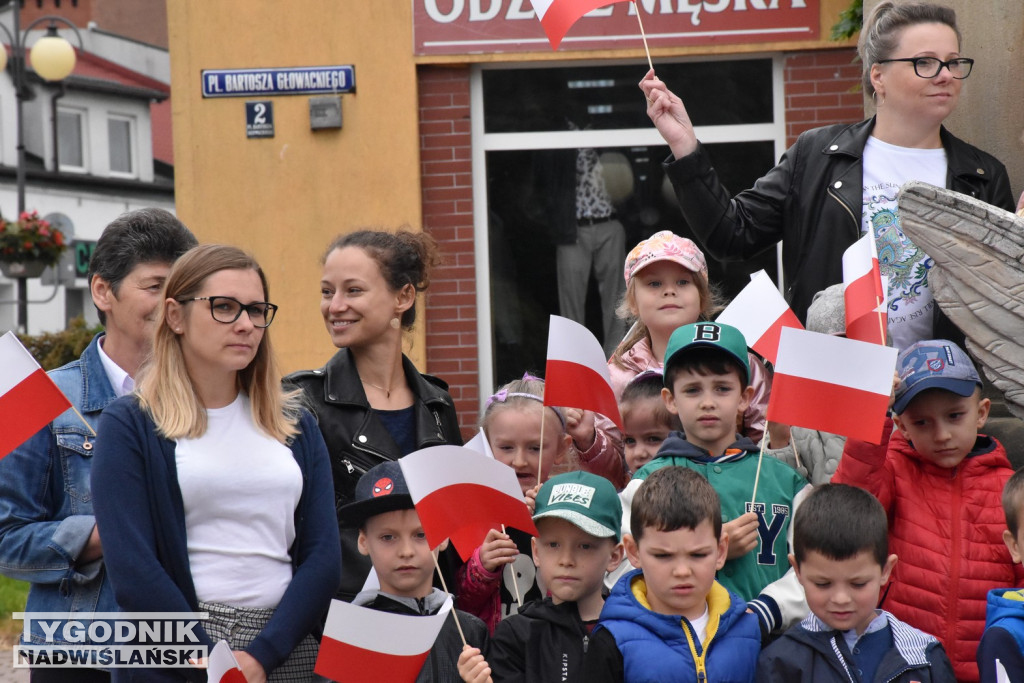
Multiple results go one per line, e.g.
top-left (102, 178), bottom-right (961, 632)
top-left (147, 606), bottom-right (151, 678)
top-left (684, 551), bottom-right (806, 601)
top-left (0, 576), bottom-right (28, 636)
top-left (18, 316), bottom-right (104, 371)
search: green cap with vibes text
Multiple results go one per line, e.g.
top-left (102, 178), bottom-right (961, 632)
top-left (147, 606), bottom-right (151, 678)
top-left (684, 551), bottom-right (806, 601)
top-left (533, 471), bottom-right (621, 541)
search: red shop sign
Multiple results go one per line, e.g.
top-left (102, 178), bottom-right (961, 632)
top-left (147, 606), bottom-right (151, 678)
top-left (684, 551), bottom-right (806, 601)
top-left (414, 0), bottom-right (821, 57)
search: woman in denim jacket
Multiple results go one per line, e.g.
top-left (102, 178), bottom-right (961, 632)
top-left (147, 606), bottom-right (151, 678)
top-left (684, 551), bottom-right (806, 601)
top-left (0, 209), bottom-right (195, 683)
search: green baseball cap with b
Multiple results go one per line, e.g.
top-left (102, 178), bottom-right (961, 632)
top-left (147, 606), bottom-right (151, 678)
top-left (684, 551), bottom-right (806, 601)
top-left (663, 322), bottom-right (750, 385)
top-left (533, 471), bottom-right (621, 541)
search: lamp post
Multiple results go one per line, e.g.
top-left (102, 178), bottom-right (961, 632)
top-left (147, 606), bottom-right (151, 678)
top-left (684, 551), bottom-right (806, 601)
top-left (0, 7), bottom-right (80, 332)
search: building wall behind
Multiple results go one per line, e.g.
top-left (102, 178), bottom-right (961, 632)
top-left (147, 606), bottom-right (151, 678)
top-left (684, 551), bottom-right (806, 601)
top-left (862, 0), bottom-right (1023, 198)
top-left (167, 1), bottom-right (426, 372)
top-left (419, 66), bottom-right (477, 433)
top-left (21, 0), bottom-right (169, 49)
top-left (785, 48), bottom-right (863, 146)
top-left (421, 49), bottom-right (863, 439)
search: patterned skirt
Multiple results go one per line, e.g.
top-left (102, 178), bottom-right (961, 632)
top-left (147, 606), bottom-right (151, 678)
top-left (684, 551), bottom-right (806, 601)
top-left (199, 601), bottom-right (322, 682)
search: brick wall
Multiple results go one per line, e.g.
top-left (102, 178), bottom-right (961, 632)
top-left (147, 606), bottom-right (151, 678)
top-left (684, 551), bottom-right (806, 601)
top-left (419, 65), bottom-right (479, 440)
top-left (784, 48), bottom-right (864, 146)
top-left (420, 50), bottom-right (865, 439)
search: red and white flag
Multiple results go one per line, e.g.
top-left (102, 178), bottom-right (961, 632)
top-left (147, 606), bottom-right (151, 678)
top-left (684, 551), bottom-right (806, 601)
top-left (715, 270), bottom-right (802, 365)
top-left (0, 331), bottom-right (71, 459)
top-left (464, 427), bottom-right (495, 459)
top-left (399, 445), bottom-right (538, 561)
top-left (528, 0), bottom-right (630, 50)
top-left (544, 315), bottom-right (623, 429)
top-left (207, 640), bottom-right (245, 683)
top-left (315, 596), bottom-right (453, 683)
top-left (842, 234), bottom-right (887, 345)
top-left (767, 328), bottom-right (898, 444)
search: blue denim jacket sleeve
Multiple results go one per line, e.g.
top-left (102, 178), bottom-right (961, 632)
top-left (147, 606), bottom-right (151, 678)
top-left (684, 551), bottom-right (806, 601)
top-left (0, 335), bottom-right (120, 642)
top-left (0, 423), bottom-right (99, 583)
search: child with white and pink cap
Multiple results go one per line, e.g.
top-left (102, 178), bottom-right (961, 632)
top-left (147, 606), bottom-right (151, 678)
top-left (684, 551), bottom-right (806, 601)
top-left (608, 230), bottom-right (771, 442)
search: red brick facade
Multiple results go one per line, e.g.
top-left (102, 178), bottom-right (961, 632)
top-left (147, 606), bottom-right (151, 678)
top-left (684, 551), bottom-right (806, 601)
top-left (21, 0), bottom-right (170, 49)
top-left (785, 48), bottom-right (863, 146)
top-left (419, 49), bottom-right (863, 439)
top-left (419, 66), bottom-right (479, 440)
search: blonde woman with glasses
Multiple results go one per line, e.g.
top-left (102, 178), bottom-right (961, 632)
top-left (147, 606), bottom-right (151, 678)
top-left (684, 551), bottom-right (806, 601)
top-left (641, 0), bottom-right (1013, 352)
top-left (92, 245), bottom-right (340, 683)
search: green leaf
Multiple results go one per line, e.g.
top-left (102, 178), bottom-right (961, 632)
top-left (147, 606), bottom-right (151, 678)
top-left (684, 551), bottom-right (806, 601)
top-left (831, 0), bottom-right (863, 41)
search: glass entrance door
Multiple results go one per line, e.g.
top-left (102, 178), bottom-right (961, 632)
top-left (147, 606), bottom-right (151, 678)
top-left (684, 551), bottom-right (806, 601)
top-left (472, 57), bottom-right (786, 391)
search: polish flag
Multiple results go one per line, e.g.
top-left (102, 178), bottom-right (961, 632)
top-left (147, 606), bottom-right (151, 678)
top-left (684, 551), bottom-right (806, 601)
top-left (399, 445), bottom-right (538, 561)
top-left (715, 270), bottom-right (802, 364)
top-left (464, 427), bottom-right (495, 459)
top-left (315, 596), bottom-right (453, 683)
top-left (0, 331), bottom-right (71, 459)
top-left (767, 328), bottom-right (898, 444)
top-left (843, 234), bottom-right (887, 345)
top-left (207, 641), bottom-right (246, 683)
top-left (544, 315), bottom-right (623, 430)
top-left (529, 0), bottom-right (630, 50)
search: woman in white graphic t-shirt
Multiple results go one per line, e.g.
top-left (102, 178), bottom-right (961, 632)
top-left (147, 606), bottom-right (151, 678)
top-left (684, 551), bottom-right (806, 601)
top-left (640, 0), bottom-right (1014, 346)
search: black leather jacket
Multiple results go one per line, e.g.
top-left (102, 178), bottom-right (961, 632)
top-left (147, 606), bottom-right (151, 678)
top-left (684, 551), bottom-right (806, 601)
top-left (286, 348), bottom-right (462, 600)
top-left (665, 117), bottom-right (1014, 322)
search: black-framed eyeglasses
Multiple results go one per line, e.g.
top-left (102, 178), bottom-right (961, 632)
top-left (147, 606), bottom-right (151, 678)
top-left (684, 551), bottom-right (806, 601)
top-left (876, 57), bottom-right (974, 79)
top-left (177, 296), bottom-right (278, 328)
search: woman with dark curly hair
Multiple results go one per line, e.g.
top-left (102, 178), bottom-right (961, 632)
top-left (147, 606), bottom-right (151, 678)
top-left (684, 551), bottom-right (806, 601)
top-left (287, 229), bottom-right (464, 602)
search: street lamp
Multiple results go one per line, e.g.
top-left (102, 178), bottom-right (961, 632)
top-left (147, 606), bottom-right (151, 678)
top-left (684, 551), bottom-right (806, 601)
top-left (0, 10), bottom-right (81, 332)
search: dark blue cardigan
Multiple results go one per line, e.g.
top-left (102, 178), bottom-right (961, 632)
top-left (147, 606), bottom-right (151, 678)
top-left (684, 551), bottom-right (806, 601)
top-left (91, 395), bottom-right (341, 681)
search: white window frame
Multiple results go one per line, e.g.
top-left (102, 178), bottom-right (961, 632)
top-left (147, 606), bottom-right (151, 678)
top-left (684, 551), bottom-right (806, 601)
top-left (107, 113), bottom-right (137, 178)
top-left (469, 55), bottom-right (787, 409)
top-left (57, 106), bottom-right (88, 174)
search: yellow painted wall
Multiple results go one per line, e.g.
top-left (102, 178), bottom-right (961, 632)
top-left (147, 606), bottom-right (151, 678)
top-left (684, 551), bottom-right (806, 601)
top-left (167, 1), bottom-right (425, 373)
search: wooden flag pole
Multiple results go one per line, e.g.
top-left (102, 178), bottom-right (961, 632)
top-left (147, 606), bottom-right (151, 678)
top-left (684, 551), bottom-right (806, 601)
top-left (868, 229), bottom-right (887, 346)
top-left (750, 430), bottom-right (767, 508)
top-left (502, 524), bottom-right (523, 608)
top-left (537, 385), bottom-right (547, 487)
top-left (433, 550), bottom-right (467, 646)
top-left (877, 303), bottom-right (887, 346)
top-left (632, 1), bottom-right (655, 72)
top-left (70, 405), bottom-right (97, 437)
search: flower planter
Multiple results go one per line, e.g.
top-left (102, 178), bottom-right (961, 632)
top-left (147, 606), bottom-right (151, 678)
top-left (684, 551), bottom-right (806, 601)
top-left (0, 261), bottom-right (48, 279)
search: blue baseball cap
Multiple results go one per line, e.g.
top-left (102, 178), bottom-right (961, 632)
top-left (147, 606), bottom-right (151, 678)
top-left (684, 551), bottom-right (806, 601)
top-left (892, 340), bottom-right (982, 415)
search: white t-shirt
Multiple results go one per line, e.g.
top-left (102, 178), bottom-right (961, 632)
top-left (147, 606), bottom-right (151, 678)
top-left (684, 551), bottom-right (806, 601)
top-left (175, 393), bottom-right (302, 608)
top-left (861, 136), bottom-right (947, 350)
top-left (688, 605), bottom-right (710, 645)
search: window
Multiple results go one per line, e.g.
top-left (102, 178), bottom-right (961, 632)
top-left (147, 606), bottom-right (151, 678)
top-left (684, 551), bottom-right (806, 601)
top-left (473, 57), bottom-right (787, 389)
top-left (57, 108), bottom-right (85, 172)
top-left (108, 115), bottom-right (135, 176)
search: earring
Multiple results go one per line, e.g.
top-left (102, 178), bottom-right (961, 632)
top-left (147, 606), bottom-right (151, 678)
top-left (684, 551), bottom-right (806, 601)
top-left (390, 317), bottom-right (401, 330)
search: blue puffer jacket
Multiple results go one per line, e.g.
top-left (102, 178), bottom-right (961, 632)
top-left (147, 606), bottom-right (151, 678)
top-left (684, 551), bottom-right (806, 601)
top-left (978, 588), bottom-right (1024, 683)
top-left (597, 569), bottom-right (760, 683)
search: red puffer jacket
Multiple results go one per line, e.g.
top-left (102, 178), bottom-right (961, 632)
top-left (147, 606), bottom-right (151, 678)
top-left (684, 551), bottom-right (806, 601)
top-left (834, 420), bottom-right (1023, 683)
